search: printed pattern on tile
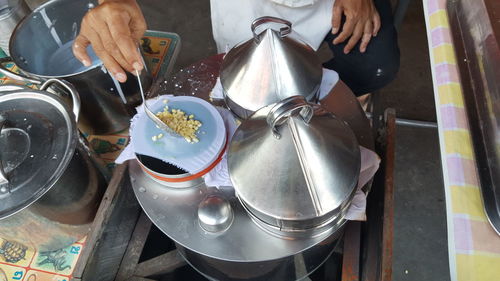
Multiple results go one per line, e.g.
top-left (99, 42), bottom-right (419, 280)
top-left (141, 36), bottom-right (172, 77)
top-left (0, 240), bottom-right (85, 281)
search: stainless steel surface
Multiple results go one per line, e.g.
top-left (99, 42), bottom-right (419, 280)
top-left (0, 84), bottom-right (26, 91)
top-left (365, 112), bottom-right (438, 128)
top-left (0, 86), bottom-right (105, 250)
top-left (251, 16), bottom-right (291, 42)
top-left (0, 79), bottom-right (81, 197)
top-left (0, 115), bottom-right (8, 186)
top-left (130, 161), bottom-right (337, 262)
top-left (131, 153), bottom-right (344, 281)
top-left (197, 195), bottom-right (234, 233)
top-left (0, 0), bottom-right (30, 55)
top-left (0, 57), bottom-right (39, 84)
top-left (266, 95), bottom-right (313, 139)
top-left (320, 81), bottom-right (374, 152)
top-left (394, 118), bottom-right (437, 128)
top-left (1, 0), bottom-right (152, 134)
top-left (176, 230), bottom-right (342, 281)
top-left (0, 144), bottom-right (105, 250)
top-left (40, 78), bottom-right (81, 121)
top-left (0, 88), bottom-right (77, 218)
top-left (228, 96), bottom-right (360, 235)
top-left (220, 16), bottom-right (322, 119)
top-left (140, 56), bottom-right (374, 280)
top-left (448, 0), bottom-right (500, 234)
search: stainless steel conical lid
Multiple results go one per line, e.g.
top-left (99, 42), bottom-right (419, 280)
top-left (228, 96), bottom-right (360, 235)
top-left (220, 17), bottom-right (323, 119)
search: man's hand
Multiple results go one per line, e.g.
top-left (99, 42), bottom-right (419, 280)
top-left (331, 0), bottom-right (381, 54)
top-left (72, 0), bottom-right (146, 82)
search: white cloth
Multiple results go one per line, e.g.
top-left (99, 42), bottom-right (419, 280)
top-left (203, 109), bottom-right (239, 187)
top-left (115, 98), bottom-right (235, 176)
top-left (344, 146), bottom-right (380, 221)
top-left (115, 97), bottom-right (175, 165)
top-left (210, 0), bottom-right (334, 52)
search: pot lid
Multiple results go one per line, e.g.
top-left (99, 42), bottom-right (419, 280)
top-left (220, 17), bottom-right (322, 116)
top-left (0, 88), bottom-right (77, 219)
top-left (228, 96), bottom-right (360, 230)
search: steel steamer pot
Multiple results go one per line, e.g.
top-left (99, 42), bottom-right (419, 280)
top-left (130, 161), bottom-right (344, 281)
top-left (129, 16), bottom-right (360, 280)
top-left (228, 96), bottom-right (361, 239)
top-left (0, 80), bottom-right (106, 251)
top-left (220, 17), bottom-right (323, 119)
top-left (0, 0), bottom-right (152, 134)
top-left (129, 96), bottom-right (360, 280)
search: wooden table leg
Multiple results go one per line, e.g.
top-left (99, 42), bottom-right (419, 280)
top-left (342, 222), bottom-right (361, 281)
top-left (381, 109), bottom-right (396, 281)
top-left (115, 212), bottom-right (153, 281)
top-left (361, 108), bottom-right (396, 281)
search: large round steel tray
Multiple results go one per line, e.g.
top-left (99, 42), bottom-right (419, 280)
top-left (131, 54), bottom-right (374, 268)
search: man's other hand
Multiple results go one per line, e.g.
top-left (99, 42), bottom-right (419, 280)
top-left (331, 0), bottom-right (381, 54)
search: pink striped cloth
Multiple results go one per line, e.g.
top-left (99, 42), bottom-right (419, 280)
top-left (423, 1), bottom-right (500, 281)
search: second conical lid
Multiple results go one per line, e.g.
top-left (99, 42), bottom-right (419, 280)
top-left (228, 96), bottom-right (360, 231)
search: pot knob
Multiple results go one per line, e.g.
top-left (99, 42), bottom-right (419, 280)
top-left (198, 195), bottom-right (233, 233)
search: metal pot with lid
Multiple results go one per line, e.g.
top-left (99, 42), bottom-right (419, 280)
top-left (129, 159), bottom-right (345, 281)
top-left (128, 95), bottom-right (361, 280)
top-left (0, 79), bottom-right (106, 251)
top-left (228, 95), bottom-right (361, 238)
top-left (220, 16), bottom-right (323, 119)
top-left (0, 0), bottom-right (152, 134)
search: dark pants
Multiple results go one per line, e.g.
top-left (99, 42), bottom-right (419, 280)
top-left (323, 0), bottom-right (400, 96)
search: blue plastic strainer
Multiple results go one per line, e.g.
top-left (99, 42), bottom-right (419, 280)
top-left (130, 96), bottom-right (226, 174)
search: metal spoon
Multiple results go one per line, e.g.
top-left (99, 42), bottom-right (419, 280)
top-left (135, 69), bottom-right (180, 137)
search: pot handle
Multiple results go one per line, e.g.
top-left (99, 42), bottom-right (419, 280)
top-left (266, 95), bottom-right (313, 139)
top-left (40, 79), bottom-right (81, 122)
top-left (251, 16), bottom-right (292, 43)
top-left (0, 84), bottom-right (28, 92)
top-left (0, 57), bottom-right (42, 85)
top-left (0, 115), bottom-right (9, 187)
